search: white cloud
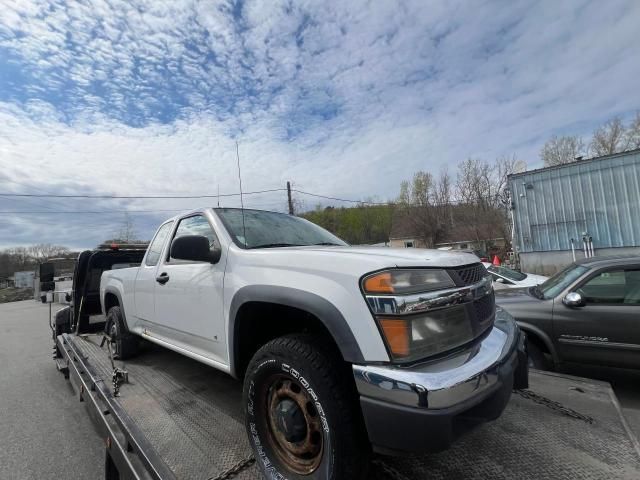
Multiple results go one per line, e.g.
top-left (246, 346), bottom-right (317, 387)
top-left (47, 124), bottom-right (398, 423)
top-left (0, 0), bottom-right (640, 247)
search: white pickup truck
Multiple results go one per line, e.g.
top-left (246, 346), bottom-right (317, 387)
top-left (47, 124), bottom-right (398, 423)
top-left (100, 207), bottom-right (528, 479)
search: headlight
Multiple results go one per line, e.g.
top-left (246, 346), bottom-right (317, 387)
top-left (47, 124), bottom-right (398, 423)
top-left (378, 306), bottom-right (475, 362)
top-left (362, 267), bottom-right (493, 363)
top-left (362, 269), bottom-right (455, 295)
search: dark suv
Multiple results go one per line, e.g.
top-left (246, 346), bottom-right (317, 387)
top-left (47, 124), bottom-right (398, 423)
top-left (495, 255), bottom-right (640, 371)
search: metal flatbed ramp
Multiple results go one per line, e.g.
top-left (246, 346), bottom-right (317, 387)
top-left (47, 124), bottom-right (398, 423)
top-left (58, 333), bottom-right (640, 480)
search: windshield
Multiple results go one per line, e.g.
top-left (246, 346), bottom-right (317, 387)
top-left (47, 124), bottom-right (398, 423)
top-left (539, 264), bottom-right (589, 299)
top-left (488, 265), bottom-right (527, 281)
top-left (215, 208), bottom-right (348, 249)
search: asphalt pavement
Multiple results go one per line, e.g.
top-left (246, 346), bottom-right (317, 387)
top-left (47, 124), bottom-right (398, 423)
top-left (0, 300), bottom-right (103, 480)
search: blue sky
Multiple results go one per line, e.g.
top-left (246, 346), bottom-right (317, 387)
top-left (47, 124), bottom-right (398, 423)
top-left (1, 0), bottom-right (639, 248)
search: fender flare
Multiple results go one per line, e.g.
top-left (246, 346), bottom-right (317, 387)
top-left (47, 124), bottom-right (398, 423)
top-left (517, 321), bottom-right (558, 364)
top-left (229, 285), bottom-right (365, 376)
top-left (103, 288), bottom-right (131, 333)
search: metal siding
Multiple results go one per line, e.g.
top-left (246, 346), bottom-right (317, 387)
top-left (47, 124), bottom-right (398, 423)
top-left (509, 150), bottom-right (640, 252)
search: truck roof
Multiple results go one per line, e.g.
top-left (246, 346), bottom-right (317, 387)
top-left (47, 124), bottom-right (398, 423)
top-left (574, 255), bottom-right (640, 267)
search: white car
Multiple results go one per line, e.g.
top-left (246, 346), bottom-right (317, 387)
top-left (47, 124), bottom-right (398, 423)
top-left (483, 263), bottom-right (548, 289)
top-left (97, 208), bottom-right (528, 479)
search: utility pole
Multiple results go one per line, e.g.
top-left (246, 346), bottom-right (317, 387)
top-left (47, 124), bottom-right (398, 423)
top-left (287, 181), bottom-right (294, 215)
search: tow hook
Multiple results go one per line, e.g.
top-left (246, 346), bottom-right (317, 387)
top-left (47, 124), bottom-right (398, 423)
top-left (411, 384), bottom-right (429, 407)
top-left (101, 334), bottom-right (129, 397)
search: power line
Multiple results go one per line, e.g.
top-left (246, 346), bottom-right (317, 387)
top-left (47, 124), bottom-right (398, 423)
top-left (292, 189), bottom-right (389, 205)
top-left (0, 188), bottom-right (286, 199)
top-left (0, 209), bottom-right (185, 214)
top-left (291, 189), bottom-right (505, 208)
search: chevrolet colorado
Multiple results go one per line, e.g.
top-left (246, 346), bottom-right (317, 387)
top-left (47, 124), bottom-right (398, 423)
top-left (99, 207), bottom-right (528, 479)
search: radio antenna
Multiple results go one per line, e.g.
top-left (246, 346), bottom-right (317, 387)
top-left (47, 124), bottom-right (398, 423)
top-left (235, 140), bottom-right (247, 246)
top-left (217, 183), bottom-right (220, 207)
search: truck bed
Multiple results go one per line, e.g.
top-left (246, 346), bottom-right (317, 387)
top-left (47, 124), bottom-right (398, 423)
top-left (56, 333), bottom-right (640, 480)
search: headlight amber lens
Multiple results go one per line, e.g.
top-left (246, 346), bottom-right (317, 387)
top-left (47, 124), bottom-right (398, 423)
top-left (363, 272), bottom-right (394, 293)
top-left (363, 269), bottom-right (455, 295)
top-left (378, 318), bottom-right (410, 357)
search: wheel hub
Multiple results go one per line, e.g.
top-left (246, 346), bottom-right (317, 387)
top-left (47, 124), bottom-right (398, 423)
top-left (274, 398), bottom-right (307, 443)
top-left (266, 376), bottom-right (324, 474)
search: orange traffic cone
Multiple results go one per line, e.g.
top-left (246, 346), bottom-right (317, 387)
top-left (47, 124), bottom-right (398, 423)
top-left (492, 255), bottom-right (501, 266)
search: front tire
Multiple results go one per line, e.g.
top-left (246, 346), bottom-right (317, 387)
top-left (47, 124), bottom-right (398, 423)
top-left (105, 306), bottom-right (139, 360)
top-left (243, 335), bottom-right (369, 479)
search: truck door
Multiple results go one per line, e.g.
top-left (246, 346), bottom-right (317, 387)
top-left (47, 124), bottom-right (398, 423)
top-left (152, 214), bottom-right (227, 366)
top-left (134, 221), bottom-right (174, 323)
top-left (553, 266), bottom-right (640, 369)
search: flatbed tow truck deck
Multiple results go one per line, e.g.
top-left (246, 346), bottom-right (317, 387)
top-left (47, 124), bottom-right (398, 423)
top-left (55, 332), bottom-right (640, 480)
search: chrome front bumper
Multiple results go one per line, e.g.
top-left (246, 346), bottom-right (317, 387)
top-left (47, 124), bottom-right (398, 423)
top-left (353, 308), bottom-right (525, 410)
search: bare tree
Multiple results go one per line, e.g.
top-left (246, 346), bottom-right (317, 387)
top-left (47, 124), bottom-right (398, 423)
top-left (397, 171), bottom-right (447, 247)
top-left (495, 154), bottom-right (525, 206)
top-left (116, 213), bottom-right (139, 243)
top-left (27, 244), bottom-right (70, 260)
top-left (590, 117), bottom-right (628, 157)
top-left (455, 156), bottom-right (521, 251)
top-left (540, 135), bottom-right (584, 167)
top-left (625, 111), bottom-right (640, 151)
top-left (5, 247), bottom-right (31, 271)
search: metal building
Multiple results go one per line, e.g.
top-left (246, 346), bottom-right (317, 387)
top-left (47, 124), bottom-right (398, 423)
top-left (13, 270), bottom-right (35, 289)
top-left (508, 148), bottom-right (640, 275)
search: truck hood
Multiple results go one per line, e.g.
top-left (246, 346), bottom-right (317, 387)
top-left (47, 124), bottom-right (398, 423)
top-left (518, 273), bottom-right (548, 286)
top-left (233, 246), bottom-right (481, 278)
top-left (495, 287), bottom-right (535, 302)
top-left (294, 246), bottom-right (480, 267)
top-left (494, 287), bottom-right (552, 322)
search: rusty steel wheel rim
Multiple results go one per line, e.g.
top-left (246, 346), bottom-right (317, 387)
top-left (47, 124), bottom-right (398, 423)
top-left (265, 374), bottom-right (324, 474)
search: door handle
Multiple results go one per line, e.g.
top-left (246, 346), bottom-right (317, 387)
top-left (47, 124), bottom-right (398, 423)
top-left (156, 273), bottom-right (170, 285)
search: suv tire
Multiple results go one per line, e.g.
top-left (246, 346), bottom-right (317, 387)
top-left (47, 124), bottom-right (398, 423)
top-left (105, 306), bottom-right (139, 360)
top-left (243, 334), bottom-right (369, 479)
top-left (527, 340), bottom-right (550, 370)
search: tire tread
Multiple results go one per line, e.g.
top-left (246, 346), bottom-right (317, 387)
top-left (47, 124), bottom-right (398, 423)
top-left (245, 334), bottom-right (369, 479)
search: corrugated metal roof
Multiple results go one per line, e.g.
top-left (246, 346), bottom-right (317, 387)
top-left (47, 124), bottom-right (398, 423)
top-left (508, 149), bottom-right (640, 252)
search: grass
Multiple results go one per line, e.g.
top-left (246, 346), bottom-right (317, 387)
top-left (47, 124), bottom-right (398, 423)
top-left (0, 288), bottom-right (34, 303)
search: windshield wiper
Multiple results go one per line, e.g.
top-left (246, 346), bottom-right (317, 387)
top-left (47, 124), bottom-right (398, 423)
top-left (247, 243), bottom-right (303, 249)
top-left (529, 285), bottom-right (544, 299)
top-left (312, 242), bottom-right (342, 246)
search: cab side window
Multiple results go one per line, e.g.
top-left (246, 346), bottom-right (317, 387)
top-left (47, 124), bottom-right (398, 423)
top-left (145, 222), bottom-right (174, 266)
top-left (577, 269), bottom-right (640, 305)
top-left (169, 215), bottom-right (218, 260)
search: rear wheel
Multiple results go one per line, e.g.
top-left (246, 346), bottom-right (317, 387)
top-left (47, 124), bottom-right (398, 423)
top-left (105, 306), bottom-right (139, 360)
top-left (243, 334), bottom-right (369, 479)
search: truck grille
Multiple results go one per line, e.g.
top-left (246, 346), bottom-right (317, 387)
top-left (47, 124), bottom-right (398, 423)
top-left (473, 292), bottom-right (495, 323)
top-left (449, 263), bottom-right (488, 286)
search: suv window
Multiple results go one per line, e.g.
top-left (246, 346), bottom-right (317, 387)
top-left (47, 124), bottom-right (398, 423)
top-left (145, 222), bottom-right (174, 266)
top-left (539, 264), bottom-right (588, 299)
top-left (488, 265), bottom-right (526, 282)
top-left (577, 269), bottom-right (640, 305)
top-left (491, 273), bottom-right (513, 285)
top-left (169, 215), bottom-right (218, 259)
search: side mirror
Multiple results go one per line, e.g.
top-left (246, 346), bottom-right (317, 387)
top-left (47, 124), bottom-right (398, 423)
top-left (563, 292), bottom-right (584, 308)
top-left (65, 292), bottom-right (72, 303)
top-left (171, 235), bottom-right (221, 264)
